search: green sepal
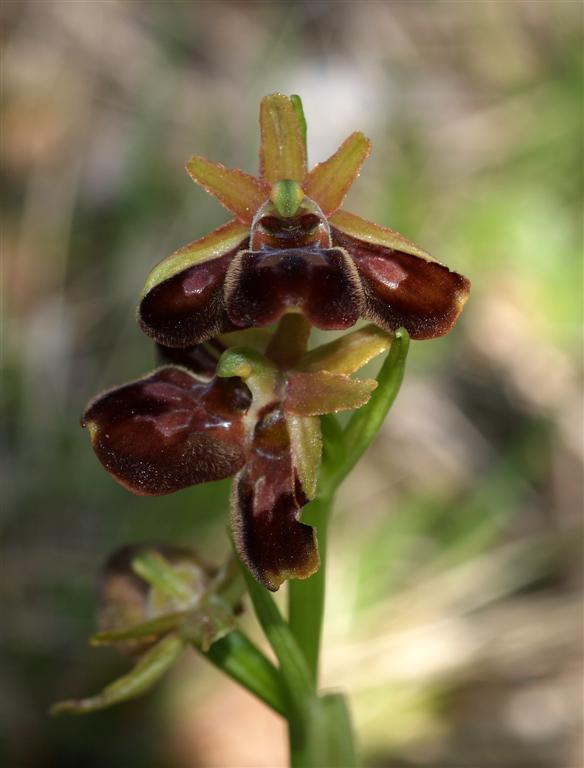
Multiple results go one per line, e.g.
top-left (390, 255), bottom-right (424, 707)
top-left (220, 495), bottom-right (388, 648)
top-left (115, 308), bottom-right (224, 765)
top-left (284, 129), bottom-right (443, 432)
top-left (50, 633), bottom-right (185, 716)
top-left (91, 611), bottom-right (188, 646)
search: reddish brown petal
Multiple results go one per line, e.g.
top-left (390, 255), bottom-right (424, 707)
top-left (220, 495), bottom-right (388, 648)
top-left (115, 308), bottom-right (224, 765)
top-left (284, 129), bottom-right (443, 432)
top-left (139, 249), bottom-right (247, 348)
top-left (224, 247), bottom-right (364, 331)
top-left (83, 367), bottom-right (249, 496)
top-left (231, 406), bottom-right (319, 591)
top-left (331, 225), bottom-right (470, 340)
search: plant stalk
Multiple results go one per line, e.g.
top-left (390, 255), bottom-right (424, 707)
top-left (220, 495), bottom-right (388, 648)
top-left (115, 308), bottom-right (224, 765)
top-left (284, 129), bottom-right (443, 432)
top-left (287, 493), bottom-right (332, 687)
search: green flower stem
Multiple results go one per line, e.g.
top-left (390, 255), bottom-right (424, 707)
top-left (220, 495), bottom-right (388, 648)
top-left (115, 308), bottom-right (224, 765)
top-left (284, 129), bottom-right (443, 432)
top-left (200, 630), bottom-right (289, 717)
top-left (287, 494), bottom-right (332, 686)
top-left (287, 413), bottom-right (345, 685)
top-left (237, 552), bottom-right (320, 768)
top-left (285, 331), bottom-right (410, 765)
top-left (235, 327), bottom-right (410, 767)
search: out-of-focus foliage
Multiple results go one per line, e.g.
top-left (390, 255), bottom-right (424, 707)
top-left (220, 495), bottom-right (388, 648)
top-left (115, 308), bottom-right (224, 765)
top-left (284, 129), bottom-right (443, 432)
top-left (1, 2), bottom-right (581, 767)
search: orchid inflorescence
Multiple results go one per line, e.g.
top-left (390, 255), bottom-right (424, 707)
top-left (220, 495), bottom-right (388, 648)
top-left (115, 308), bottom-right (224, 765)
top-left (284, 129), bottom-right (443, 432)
top-left (54, 94), bottom-right (469, 730)
top-left (84, 93), bottom-right (469, 592)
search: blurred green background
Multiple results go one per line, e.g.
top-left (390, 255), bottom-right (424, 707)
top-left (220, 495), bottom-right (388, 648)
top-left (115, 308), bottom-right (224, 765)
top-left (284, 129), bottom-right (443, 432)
top-left (1, 1), bottom-right (582, 766)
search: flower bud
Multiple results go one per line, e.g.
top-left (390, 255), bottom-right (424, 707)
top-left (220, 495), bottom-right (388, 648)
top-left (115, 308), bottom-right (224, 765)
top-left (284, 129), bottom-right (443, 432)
top-left (98, 544), bottom-right (215, 653)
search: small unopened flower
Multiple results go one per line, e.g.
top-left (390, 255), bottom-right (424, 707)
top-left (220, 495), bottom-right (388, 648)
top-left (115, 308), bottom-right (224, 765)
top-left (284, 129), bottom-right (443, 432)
top-left (51, 545), bottom-right (236, 715)
top-left (138, 93), bottom-right (469, 348)
top-left (83, 326), bottom-right (391, 590)
top-left (98, 543), bottom-right (215, 653)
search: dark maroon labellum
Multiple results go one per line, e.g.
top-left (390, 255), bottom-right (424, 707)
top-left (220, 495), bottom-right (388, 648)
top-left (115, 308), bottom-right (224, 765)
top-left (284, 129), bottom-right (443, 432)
top-left (226, 247), bottom-right (363, 330)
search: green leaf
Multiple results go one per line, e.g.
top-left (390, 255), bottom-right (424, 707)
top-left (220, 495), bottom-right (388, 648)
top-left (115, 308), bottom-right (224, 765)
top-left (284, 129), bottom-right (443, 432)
top-left (340, 327), bottom-right (410, 482)
top-left (237, 553), bottom-right (314, 706)
top-left (202, 630), bottom-right (289, 717)
top-left (305, 693), bottom-right (358, 768)
top-left (50, 634), bottom-right (185, 716)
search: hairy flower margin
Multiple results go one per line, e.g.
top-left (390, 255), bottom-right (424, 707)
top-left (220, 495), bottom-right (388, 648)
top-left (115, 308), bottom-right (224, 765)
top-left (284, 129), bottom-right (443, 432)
top-left (82, 93), bottom-right (470, 592)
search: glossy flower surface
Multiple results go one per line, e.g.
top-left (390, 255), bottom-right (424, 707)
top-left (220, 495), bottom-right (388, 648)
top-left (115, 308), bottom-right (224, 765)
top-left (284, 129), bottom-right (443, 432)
top-left (138, 93), bottom-right (470, 348)
top-left (83, 326), bottom-right (392, 590)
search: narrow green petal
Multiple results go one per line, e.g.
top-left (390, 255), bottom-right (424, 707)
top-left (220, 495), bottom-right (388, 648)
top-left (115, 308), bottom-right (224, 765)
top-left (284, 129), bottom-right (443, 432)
top-left (303, 132), bottom-right (371, 217)
top-left (202, 630), bottom-right (289, 716)
top-left (298, 324), bottom-right (393, 375)
top-left (330, 208), bottom-right (433, 261)
top-left (141, 219), bottom-right (249, 297)
top-left (259, 93), bottom-right (307, 183)
top-left (186, 155), bottom-right (268, 223)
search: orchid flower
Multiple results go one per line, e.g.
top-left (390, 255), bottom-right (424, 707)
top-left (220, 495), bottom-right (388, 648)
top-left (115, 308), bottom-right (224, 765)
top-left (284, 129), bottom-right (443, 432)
top-left (138, 94), bottom-right (469, 347)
